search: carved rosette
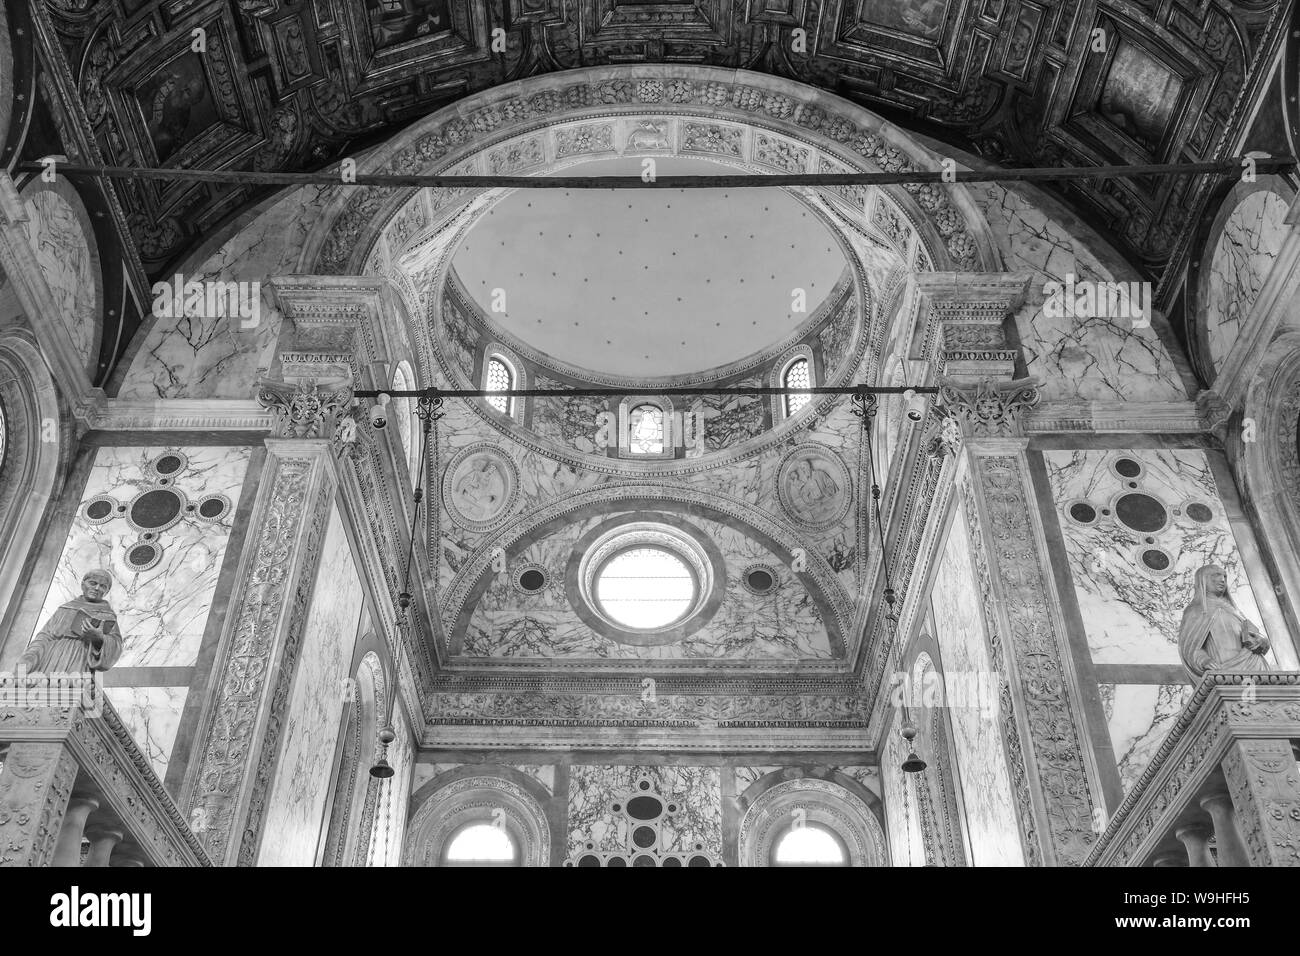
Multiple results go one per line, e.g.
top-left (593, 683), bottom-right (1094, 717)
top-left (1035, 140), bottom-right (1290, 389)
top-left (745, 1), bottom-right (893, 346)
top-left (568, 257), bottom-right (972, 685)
top-left (939, 377), bottom-right (1041, 438)
top-left (257, 378), bottom-right (354, 440)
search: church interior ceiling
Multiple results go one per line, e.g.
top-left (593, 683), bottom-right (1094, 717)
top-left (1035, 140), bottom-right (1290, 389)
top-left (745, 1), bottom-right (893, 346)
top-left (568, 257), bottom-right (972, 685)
top-left (30, 0), bottom-right (1293, 367)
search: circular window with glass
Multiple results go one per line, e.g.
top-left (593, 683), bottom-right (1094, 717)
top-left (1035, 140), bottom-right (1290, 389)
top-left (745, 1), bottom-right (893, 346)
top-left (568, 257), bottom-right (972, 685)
top-left (569, 519), bottom-right (723, 645)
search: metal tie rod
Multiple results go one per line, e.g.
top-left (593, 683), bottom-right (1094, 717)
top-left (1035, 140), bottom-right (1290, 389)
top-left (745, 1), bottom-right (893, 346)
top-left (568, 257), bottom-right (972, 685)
top-left (355, 386), bottom-right (938, 398)
top-left (16, 158), bottom-right (1294, 190)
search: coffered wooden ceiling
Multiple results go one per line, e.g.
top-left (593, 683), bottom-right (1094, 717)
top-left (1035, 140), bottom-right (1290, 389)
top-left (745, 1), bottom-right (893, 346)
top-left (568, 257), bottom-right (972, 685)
top-left (32, 0), bottom-right (1291, 294)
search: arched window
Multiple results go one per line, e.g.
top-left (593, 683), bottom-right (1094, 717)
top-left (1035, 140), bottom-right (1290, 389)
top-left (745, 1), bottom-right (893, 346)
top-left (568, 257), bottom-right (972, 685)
top-left (773, 824), bottom-right (848, 866)
top-left (617, 397), bottom-right (674, 459)
top-left (485, 356), bottom-right (513, 416)
top-left (783, 357), bottom-right (812, 417)
top-left (444, 823), bottom-right (517, 867)
top-left (628, 404), bottom-right (664, 454)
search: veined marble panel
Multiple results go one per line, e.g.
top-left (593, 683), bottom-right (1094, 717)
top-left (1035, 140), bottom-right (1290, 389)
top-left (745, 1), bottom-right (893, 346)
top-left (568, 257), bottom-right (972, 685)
top-left (462, 512), bottom-right (832, 660)
top-left (102, 685), bottom-right (187, 781)
top-left (734, 766), bottom-right (784, 794)
top-left (931, 491), bottom-right (1025, 866)
top-left (567, 765), bottom-right (722, 856)
top-left (1044, 448), bottom-right (1270, 667)
top-left (1100, 682), bottom-right (1194, 793)
top-left (881, 710), bottom-right (926, 867)
top-left (970, 184), bottom-right (1185, 403)
top-left (118, 184), bottom-right (330, 399)
top-left (1204, 191), bottom-right (1289, 375)
top-left (838, 765), bottom-right (881, 796)
top-left (259, 504), bottom-right (364, 867)
top-left (36, 446), bottom-right (250, 669)
top-left (517, 765), bottom-right (556, 794)
top-left (23, 188), bottom-right (96, 372)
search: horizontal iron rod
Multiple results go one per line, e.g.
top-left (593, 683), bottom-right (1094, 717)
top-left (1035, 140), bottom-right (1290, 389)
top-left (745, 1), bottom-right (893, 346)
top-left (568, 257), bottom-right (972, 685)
top-left (355, 386), bottom-right (937, 398)
top-left (16, 158), bottom-right (1294, 190)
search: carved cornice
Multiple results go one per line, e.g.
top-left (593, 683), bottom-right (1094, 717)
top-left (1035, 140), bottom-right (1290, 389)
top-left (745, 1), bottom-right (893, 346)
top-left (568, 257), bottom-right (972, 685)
top-left (1085, 674), bottom-right (1300, 867)
top-left (0, 693), bottom-right (211, 866)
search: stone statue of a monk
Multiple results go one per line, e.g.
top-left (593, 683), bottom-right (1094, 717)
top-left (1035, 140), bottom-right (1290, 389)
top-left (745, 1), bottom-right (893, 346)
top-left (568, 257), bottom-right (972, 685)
top-left (17, 570), bottom-right (124, 673)
top-left (1177, 564), bottom-right (1270, 681)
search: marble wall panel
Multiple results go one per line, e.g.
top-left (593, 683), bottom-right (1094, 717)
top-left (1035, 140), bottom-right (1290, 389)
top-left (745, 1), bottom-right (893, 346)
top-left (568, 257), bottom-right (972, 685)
top-left (462, 512), bottom-right (832, 660)
top-left (23, 188), bottom-right (96, 372)
top-left (930, 490), bottom-right (1025, 866)
top-left (258, 504), bottom-right (364, 867)
top-left (1100, 682), bottom-right (1195, 793)
top-left (970, 183), bottom-right (1185, 402)
top-left (118, 185), bottom-right (330, 399)
top-left (1043, 448), bottom-right (1273, 667)
top-left (567, 765), bottom-right (722, 856)
top-left (1203, 191), bottom-right (1289, 375)
top-left (35, 446), bottom-right (251, 669)
top-left (102, 685), bottom-right (188, 780)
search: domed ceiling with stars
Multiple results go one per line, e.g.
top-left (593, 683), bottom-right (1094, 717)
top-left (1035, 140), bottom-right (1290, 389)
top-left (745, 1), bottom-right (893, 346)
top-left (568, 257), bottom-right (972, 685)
top-left (450, 157), bottom-right (848, 378)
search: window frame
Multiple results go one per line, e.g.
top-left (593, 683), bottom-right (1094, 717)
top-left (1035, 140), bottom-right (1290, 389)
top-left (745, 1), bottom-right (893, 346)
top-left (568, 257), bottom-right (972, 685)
top-left (770, 346), bottom-right (817, 424)
top-left (617, 395), bottom-right (675, 460)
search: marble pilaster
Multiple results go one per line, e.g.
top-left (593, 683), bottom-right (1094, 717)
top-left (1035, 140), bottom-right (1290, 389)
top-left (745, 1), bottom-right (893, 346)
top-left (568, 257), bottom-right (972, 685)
top-left (929, 282), bottom-right (1101, 866)
top-left (182, 432), bottom-right (342, 866)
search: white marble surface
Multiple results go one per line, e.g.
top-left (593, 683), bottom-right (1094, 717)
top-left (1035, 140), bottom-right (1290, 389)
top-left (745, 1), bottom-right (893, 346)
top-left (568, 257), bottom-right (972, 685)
top-left (23, 189), bottom-right (97, 372)
top-left (733, 765), bottom-right (783, 795)
top-left (970, 183), bottom-right (1185, 402)
top-left (103, 685), bottom-right (187, 780)
top-left (119, 185), bottom-right (331, 399)
top-left (930, 489), bottom-right (1025, 866)
top-left (567, 765), bottom-right (721, 856)
top-left (1204, 191), bottom-right (1289, 375)
top-left (1100, 682), bottom-right (1194, 793)
top-left (36, 446), bottom-right (251, 669)
top-left (1044, 449), bottom-right (1271, 666)
top-left (259, 504), bottom-right (364, 867)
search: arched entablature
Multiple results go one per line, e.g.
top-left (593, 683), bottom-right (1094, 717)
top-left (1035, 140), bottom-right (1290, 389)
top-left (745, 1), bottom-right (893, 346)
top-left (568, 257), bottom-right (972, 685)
top-left (1188, 174), bottom-right (1295, 390)
top-left (737, 776), bottom-right (888, 867)
top-left (0, 329), bottom-right (70, 662)
top-left (404, 768), bottom-right (553, 867)
top-left (440, 484), bottom-right (853, 667)
top-left (1236, 330), bottom-right (1300, 664)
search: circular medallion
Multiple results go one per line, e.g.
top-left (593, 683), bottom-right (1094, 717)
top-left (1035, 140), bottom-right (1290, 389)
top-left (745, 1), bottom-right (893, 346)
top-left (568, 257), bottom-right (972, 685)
top-left (742, 563), bottom-right (779, 595)
top-left (776, 443), bottom-right (852, 530)
top-left (126, 487), bottom-right (188, 534)
top-left (149, 451), bottom-right (188, 478)
top-left (442, 443), bottom-right (520, 531)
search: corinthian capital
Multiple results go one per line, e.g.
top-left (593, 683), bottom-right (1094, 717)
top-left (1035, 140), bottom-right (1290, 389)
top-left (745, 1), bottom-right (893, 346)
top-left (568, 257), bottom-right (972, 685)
top-left (938, 377), bottom-right (1041, 438)
top-left (257, 378), bottom-right (354, 440)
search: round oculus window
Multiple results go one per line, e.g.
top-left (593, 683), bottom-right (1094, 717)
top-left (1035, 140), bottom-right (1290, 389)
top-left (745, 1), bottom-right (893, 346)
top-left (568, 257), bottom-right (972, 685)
top-left (594, 546), bottom-right (697, 630)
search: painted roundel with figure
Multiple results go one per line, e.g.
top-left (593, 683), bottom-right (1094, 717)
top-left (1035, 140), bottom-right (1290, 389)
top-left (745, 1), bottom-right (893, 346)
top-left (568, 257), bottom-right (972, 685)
top-left (442, 443), bottom-right (520, 531)
top-left (776, 443), bottom-right (852, 529)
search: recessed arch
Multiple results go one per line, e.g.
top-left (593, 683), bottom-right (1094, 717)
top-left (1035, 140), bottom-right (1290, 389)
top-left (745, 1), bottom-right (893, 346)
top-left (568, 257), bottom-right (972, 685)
top-left (739, 778), bottom-right (888, 867)
top-left (404, 771), bottom-right (551, 867)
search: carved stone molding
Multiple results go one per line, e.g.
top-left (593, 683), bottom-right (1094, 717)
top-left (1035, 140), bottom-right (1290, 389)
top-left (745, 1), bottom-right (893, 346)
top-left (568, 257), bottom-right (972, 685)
top-left (1086, 674), bottom-right (1300, 866)
top-left (738, 777), bottom-right (887, 867)
top-left (257, 379), bottom-right (354, 440)
top-left (0, 741), bottom-right (76, 867)
top-left (964, 454), bottom-right (1098, 866)
top-left (1221, 737), bottom-right (1300, 867)
top-left (1, 696), bottom-right (211, 867)
top-left (938, 377), bottom-right (1041, 439)
top-left (404, 773), bottom-right (551, 867)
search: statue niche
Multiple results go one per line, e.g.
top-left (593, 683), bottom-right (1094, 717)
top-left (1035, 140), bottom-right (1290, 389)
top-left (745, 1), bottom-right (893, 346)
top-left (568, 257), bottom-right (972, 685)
top-left (1177, 564), bottom-right (1270, 681)
top-left (18, 570), bottom-right (124, 673)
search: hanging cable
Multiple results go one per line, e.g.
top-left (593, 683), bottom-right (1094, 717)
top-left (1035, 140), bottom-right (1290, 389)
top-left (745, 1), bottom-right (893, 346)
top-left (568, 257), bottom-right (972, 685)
top-left (397, 396), bottom-right (443, 622)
